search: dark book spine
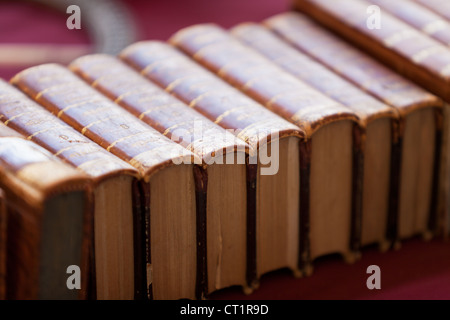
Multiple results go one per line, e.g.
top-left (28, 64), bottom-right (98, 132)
top-left (266, 12), bottom-right (444, 242)
top-left (141, 182), bottom-right (152, 300)
top-left (132, 179), bottom-right (148, 300)
top-left (299, 140), bottom-right (311, 275)
top-left (120, 41), bottom-right (304, 283)
top-left (70, 54), bottom-right (252, 298)
top-left (245, 161), bottom-right (257, 290)
top-left (429, 109), bottom-right (444, 235)
top-left (0, 190), bottom-right (5, 300)
top-left (193, 165), bottom-right (208, 300)
top-left (351, 124), bottom-right (364, 256)
top-left (387, 120), bottom-right (403, 247)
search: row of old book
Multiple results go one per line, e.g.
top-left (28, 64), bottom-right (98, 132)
top-left (1, 0), bottom-right (450, 300)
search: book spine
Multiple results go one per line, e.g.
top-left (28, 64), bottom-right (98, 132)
top-left (120, 42), bottom-right (303, 150)
top-left (413, 0), bottom-right (450, 23)
top-left (70, 54), bottom-right (257, 298)
top-left (10, 64), bottom-right (198, 300)
top-left (0, 136), bottom-right (92, 299)
top-left (266, 12), bottom-right (444, 241)
top-left (0, 80), bottom-right (138, 182)
top-left (288, 3), bottom-right (447, 238)
top-left (120, 41), bottom-right (304, 285)
top-left (265, 13), bottom-right (441, 112)
top-left (442, 104), bottom-right (450, 237)
top-left (0, 80), bottom-right (144, 299)
top-left (387, 120), bottom-right (402, 247)
top-left (132, 179), bottom-right (148, 300)
top-left (230, 23), bottom-right (398, 121)
top-left (369, 0), bottom-right (450, 47)
top-left (10, 64), bottom-right (196, 180)
top-left (0, 122), bottom-right (24, 138)
top-left (231, 22), bottom-right (403, 251)
top-left (141, 181), bottom-right (152, 300)
top-left (351, 124), bottom-right (364, 255)
top-left (169, 24), bottom-right (358, 138)
top-left (293, 0), bottom-right (450, 102)
top-left (70, 55), bottom-right (248, 164)
top-left (430, 109), bottom-right (444, 234)
top-left (84, 186), bottom-right (95, 300)
top-left (245, 161), bottom-right (257, 288)
top-left (193, 166), bottom-right (208, 299)
top-left (0, 189), bottom-right (5, 300)
top-left (298, 140), bottom-right (311, 275)
top-left (6, 204), bottom-right (40, 299)
top-left (170, 24), bottom-right (365, 263)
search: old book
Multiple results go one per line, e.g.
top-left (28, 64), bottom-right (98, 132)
top-left (0, 122), bottom-right (92, 300)
top-left (168, 25), bottom-right (365, 264)
top-left (70, 54), bottom-right (251, 297)
top-left (121, 37), bottom-right (360, 277)
top-left (120, 41), bottom-right (304, 287)
top-left (232, 22), bottom-right (399, 249)
top-left (10, 64), bottom-right (200, 300)
top-left (368, 0), bottom-right (450, 47)
top-left (0, 188), bottom-right (5, 300)
top-left (292, 0), bottom-right (450, 238)
top-left (266, 11), bottom-right (445, 242)
top-left (412, 0), bottom-right (450, 24)
top-left (292, 0), bottom-right (450, 100)
top-left (0, 79), bottom-right (141, 300)
top-left (0, 125), bottom-right (22, 300)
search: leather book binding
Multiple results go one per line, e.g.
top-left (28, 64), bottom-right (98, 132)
top-left (120, 41), bottom-right (304, 285)
top-left (0, 188), bottom-right (5, 300)
top-left (168, 25), bottom-right (365, 265)
top-left (10, 64), bottom-right (200, 300)
top-left (0, 79), bottom-right (141, 300)
top-left (121, 34), bottom-right (361, 277)
top-left (0, 123), bottom-right (92, 299)
top-left (231, 22), bottom-right (400, 250)
top-left (70, 54), bottom-right (253, 297)
top-left (266, 11), bottom-right (445, 242)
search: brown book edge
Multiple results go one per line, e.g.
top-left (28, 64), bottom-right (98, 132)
top-left (0, 135), bottom-right (93, 299)
top-left (0, 189), bottom-right (5, 300)
top-left (266, 11), bottom-right (445, 241)
top-left (69, 54), bottom-right (256, 298)
top-left (0, 80), bottom-right (143, 299)
top-left (10, 64), bottom-right (200, 300)
top-left (168, 25), bottom-right (363, 270)
top-left (120, 40), bottom-right (306, 282)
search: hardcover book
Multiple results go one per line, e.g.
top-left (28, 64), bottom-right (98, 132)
top-left (0, 2), bottom-right (448, 300)
top-left (0, 188), bottom-right (5, 300)
top-left (368, 0), bottom-right (450, 47)
top-left (0, 122), bottom-right (92, 300)
top-left (10, 64), bottom-right (200, 300)
top-left (290, 1), bottom-right (450, 238)
top-left (413, 0), bottom-right (450, 24)
top-left (0, 79), bottom-right (141, 300)
top-left (266, 11), bottom-right (445, 241)
top-left (292, 0), bottom-right (450, 101)
top-left (167, 25), bottom-right (363, 269)
top-left (231, 22), bottom-right (399, 249)
top-left (120, 41), bottom-right (305, 286)
top-left (70, 54), bottom-right (252, 297)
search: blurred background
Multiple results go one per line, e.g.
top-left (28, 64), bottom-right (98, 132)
top-left (0, 0), bottom-right (291, 79)
top-left (1, 0), bottom-right (450, 300)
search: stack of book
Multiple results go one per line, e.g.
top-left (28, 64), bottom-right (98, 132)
top-left (0, 0), bottom-right (449, 300)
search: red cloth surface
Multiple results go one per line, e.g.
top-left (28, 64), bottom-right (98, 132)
top-left (0, 0), bottom-right (449, 300)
